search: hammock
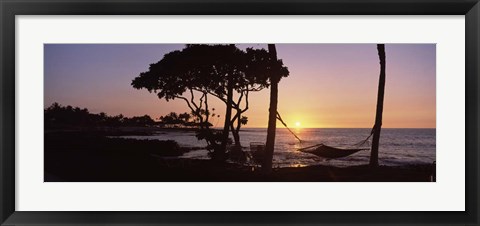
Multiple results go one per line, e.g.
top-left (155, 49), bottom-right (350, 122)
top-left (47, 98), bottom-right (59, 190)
top-left (297, 143), bottom-right (367, 159)
top-left (276, 111), bottom-right (372, 159)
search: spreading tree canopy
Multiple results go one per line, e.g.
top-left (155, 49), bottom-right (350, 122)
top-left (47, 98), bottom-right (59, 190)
top-left (132, 44), bottom-right (289, 162)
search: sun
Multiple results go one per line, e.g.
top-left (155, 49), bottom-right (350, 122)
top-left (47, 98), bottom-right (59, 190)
top-left (295, 121), bottom-right (301, 128)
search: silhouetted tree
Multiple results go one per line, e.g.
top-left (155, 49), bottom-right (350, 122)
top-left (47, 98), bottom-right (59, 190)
top-left (45, 103), bottom-right (92, 127)
top-left (124, 115), bottom-right (155, 126)
top-left (132, 44), bottom-right (288, 162)
top-left (370, 44), bottom-right (386, 167)
top-left (178, 112), bottom-right (192, 125)
top-left (159, 112), bottom-right (182, 127)
top-left (44, 103), bottom-right (156, 128)
top-left (219, 45), bottom-right (236, 161)
top-left (263, 44), bottom-right (281, 173)
top-left (132, 45), bottom-right (242, 161)
top-left (228, 48), bottom-right (288, 150)
top-left (157, 111), bottom-right (211, 128)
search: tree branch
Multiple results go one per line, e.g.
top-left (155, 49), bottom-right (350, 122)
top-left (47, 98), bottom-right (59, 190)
top-left (199, 92), bottom-right (205, 110)
top-left (204, 92), bottom-right (210, 125)
top-left (175, 96), bottom-right (196, 115)
top-left (189, 89), bottom-right (200, 110)
top-left (241, 90), bottom-right (250, 114)
top-left (206, 91), bottom-right (228, 105)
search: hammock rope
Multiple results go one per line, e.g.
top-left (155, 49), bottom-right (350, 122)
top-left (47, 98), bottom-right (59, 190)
top-left (276, 111), bottom-right (374, 149)
top-left (276, 111), bottom-right (303, 143)
top-left (296, 143), bottom-right (324, 152)
top-left (351, 125), bottom-right (376, 148)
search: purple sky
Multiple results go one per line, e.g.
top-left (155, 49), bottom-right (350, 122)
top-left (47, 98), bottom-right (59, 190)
top-left (44, 44), bottom-right (436, 128)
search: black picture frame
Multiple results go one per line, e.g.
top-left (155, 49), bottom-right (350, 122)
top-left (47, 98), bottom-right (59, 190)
top-left (1, 0), bottom-right (479, 225)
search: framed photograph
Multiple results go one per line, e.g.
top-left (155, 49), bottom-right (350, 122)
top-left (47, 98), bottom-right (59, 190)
top-left (1, 0), bottom-right (478, 225)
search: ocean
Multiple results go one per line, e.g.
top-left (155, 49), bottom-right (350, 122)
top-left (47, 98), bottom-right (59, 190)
top-left (119, 128), bottom-right (436, 168)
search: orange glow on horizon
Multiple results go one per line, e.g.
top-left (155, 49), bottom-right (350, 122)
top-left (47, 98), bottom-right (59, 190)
top-left (45, 44), bottom-right (436, 129)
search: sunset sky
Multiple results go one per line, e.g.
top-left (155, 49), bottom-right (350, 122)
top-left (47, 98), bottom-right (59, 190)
top-left (44, 44), bottom-right (435, 128)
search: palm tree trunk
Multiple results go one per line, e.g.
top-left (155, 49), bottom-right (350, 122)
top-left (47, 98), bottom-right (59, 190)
top-left (370, 44), bottom-right (386, 167)
top-left (263, 44), bottom-right (280, 173)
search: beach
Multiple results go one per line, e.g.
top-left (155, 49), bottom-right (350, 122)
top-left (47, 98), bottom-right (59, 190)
top-left (45, 129), bottom-right (434, 182)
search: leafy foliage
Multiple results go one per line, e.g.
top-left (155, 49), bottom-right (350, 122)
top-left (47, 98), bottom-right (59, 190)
top-left (131, 44), bottom-right (289, 161)
top-left (44, 103), bottom-right (155, 128)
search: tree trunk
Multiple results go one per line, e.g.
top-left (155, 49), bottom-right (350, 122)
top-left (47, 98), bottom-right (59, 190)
top-left (228, 109), bottom-right (242, 148)
top-left (215, 44), bottom-right (238, 162)
top-left (263, 44), bottom-right (280, 173)
top-left (370, 44), bottom-right (386, 167)
top-left (217, 77), bottom-right (233, 162)
top-left (228, 118), bottom-right (246, 163)
top-left (232, 123), bottom-right (241, 147)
